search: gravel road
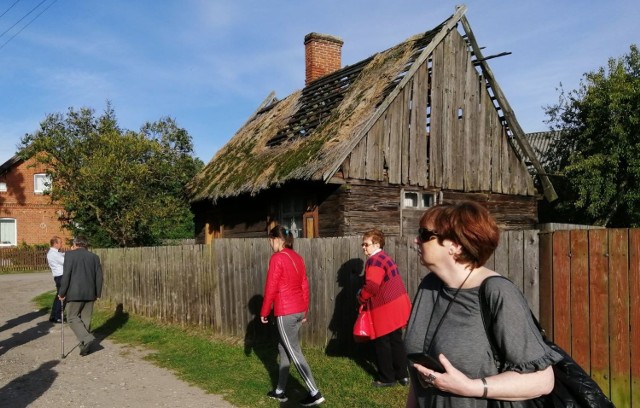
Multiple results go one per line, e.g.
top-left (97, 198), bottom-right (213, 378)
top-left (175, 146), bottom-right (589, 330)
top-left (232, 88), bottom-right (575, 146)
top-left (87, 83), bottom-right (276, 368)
top-left (0, 272), bottom-right (236, 408)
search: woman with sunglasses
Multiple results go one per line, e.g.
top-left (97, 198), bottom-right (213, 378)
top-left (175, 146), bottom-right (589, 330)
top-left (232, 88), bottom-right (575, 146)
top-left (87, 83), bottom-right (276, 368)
top-left (359, 228), bottom-right (412, 387)
top-left (404, 201), bottom-right (562, 408)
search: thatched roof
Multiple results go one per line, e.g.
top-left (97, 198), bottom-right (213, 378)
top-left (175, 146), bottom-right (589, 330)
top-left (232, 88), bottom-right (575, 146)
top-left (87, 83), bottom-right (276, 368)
top-left (188, 14), bottom-right (459, 203)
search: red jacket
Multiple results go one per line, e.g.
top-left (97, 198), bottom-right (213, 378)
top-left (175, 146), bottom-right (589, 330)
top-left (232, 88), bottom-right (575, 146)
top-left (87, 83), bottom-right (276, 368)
top-left (261, 248), bottom-right (309, 318)
top-left (359, 250), bottom-right (411, 337)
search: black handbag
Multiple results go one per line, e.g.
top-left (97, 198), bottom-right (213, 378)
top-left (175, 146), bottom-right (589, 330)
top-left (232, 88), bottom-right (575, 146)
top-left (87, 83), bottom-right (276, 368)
top-left (480, 276), bottom-right (615, 408)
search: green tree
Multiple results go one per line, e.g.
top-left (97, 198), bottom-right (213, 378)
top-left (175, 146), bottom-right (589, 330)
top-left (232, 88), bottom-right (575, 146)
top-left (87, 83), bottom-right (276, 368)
top-left (543, 44), bottom-right (640, 227)
top-left (19, 104), bottom-right (203, 247)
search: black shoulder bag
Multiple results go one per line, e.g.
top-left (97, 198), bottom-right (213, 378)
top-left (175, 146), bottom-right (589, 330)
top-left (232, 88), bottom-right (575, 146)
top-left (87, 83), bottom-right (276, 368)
top-left (479, 276), bottom-right (615, 408)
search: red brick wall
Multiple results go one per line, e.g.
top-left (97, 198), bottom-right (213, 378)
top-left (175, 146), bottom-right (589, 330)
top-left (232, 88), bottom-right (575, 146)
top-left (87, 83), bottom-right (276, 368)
top-left (0, 157), bottom-right (70, 246)
top-left (304, 33), bottom-right (343, 85)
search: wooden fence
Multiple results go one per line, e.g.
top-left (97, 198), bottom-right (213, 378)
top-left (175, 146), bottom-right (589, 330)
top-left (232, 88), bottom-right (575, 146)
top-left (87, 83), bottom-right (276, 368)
top-left (0, 247), bottom-right (48, 272)
top-left (96, 229), bottom-right (640, 404)
top-left (539, 228), bottom-right (639, 408)
top-left (96, 231), bottom-right (538, 349)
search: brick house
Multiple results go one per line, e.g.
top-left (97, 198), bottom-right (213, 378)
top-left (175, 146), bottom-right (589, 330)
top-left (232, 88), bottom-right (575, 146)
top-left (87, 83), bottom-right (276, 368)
top-left (0, 155), bottom-right (69, 246)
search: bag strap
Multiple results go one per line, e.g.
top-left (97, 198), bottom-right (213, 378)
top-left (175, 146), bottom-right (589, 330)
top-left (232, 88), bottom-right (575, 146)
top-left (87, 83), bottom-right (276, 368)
top-left (422, 270), bottom-right (474, 354)
top-left (281, 250), bottom-right (300, 275)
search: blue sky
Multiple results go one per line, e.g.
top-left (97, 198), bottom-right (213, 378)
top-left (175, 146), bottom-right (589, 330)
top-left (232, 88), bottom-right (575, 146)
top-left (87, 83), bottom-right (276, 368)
top-left (1, 1), bottom-right (637, 166)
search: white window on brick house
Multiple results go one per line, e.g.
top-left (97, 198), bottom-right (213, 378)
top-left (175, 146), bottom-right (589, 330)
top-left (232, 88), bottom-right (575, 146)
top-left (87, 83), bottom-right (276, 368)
top-left (0, 218), bottom-right (17, 246)
top-left (0, 182), bottom-right (6, 192)
top-left (34, 173), bottom-right (52, 194)
top-left (402, 191), bottom-right (436, 209)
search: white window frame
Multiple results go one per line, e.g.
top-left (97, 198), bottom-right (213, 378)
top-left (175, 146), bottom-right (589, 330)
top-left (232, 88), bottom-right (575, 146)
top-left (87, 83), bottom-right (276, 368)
top-left (0, 218), bottom-right (17, 246)
top-left (34, 173), bottom-right (52, 194)
top-left (402, 191), bottom-right (436, 209)
top-left (0, 182), bottom-right (6, 192)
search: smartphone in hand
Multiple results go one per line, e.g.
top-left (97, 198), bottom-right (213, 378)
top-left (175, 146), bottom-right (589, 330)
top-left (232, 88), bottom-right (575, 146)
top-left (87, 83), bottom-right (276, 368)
top-left (407, 353), bottom-right (445, 373)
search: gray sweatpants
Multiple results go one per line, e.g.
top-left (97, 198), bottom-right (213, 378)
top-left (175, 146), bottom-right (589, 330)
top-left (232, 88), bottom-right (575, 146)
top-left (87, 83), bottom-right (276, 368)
top-left (276, 312), bottom-right (319, 394)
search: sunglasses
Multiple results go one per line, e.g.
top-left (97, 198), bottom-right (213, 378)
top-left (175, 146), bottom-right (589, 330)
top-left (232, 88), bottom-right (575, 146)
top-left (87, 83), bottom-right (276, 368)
top-left (417, 227), bottom-right (438, 243)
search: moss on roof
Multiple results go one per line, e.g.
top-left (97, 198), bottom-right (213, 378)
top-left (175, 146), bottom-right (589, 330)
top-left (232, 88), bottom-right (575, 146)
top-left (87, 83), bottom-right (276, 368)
top-left (187, 26), bottom-right (441, 203)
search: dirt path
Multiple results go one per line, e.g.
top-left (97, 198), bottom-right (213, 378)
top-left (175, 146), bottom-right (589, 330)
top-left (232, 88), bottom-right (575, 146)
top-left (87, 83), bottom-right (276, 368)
top-left (0, 272), bottom-right (236, 408)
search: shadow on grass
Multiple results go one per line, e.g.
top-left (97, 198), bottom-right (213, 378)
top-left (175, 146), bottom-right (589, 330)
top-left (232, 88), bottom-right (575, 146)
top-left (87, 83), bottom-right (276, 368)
top-left (326, 258), bottom-right (378, 379)
top-left (92, 303), bottom-right (129, 350)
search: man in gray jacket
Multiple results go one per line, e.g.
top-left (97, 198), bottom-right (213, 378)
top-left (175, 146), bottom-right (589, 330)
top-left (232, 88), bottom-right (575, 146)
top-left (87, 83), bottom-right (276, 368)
top-left (58, 235), bottom-right (103, 356)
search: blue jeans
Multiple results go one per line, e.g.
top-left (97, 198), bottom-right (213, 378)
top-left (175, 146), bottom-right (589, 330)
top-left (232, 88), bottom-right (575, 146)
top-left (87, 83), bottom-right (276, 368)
top-left (50, 276), bottom-right (64, 321)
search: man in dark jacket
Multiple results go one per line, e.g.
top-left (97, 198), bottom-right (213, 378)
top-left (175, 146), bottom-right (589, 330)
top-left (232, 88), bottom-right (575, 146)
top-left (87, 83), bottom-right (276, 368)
top-left (58, 235), bottom-right (103, 356)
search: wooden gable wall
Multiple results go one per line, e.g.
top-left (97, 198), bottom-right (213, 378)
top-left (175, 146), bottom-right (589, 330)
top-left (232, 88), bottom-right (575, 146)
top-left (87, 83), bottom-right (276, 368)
top-left (341, 28), bottom-right (536, 197)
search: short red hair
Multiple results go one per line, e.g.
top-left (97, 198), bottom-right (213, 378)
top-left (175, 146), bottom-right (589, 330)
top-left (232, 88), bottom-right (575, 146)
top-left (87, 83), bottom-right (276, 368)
top-left (419, 201), bottom-right (499, 269)
top-left (363, 228), bottom-right (385, 249)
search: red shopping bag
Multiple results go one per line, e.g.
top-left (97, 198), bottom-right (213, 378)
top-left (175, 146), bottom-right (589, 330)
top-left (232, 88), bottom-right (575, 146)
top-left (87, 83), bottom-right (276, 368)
top-left (353, 304), bottom-right (376, 342)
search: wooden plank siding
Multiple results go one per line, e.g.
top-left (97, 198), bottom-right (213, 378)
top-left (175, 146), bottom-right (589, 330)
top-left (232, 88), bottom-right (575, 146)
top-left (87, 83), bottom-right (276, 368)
top-left (570, 230), bottom-right (590, 371)
top-left (589, 229), bottom-right (612, 396)
top-left (552, 230), bottom-right (572, 350)
top-left (401, 77), bottom-right (413, 184)
top-left (97, 228), bottom-right (640, 403)
top-left (630, 229), bottom-right (640, 407)
top-left (610, 229), bottom-right (631, 407)
top-left (415, 61), bottom-right (429, 187)
top-left (430, 41), bottom-right (444, 189)
top-left (538, 228), bottom-right (639, 406)
top-left (341, 29), bottom-right (535, 198)
top-left (97, 231), bottom-right (539, 350)
top-left (447, 30), bottom-right (464, 191)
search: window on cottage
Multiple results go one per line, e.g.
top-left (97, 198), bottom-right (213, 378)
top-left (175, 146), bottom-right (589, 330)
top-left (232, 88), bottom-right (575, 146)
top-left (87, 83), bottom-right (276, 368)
top-left (34, 173), bottom-right (52, 194)
top-left (0, 218), bottom-right (17, 246)
top-left (278, 197), bottom-right (305, 238)
top-left (421, 193), bottom-right (435, 208)
top-left (403, 191), bottom-right (436, 209)
top-left (0, 182), bottom-right (6, 192)
top-left (404, 192), bottom-right (419, 208)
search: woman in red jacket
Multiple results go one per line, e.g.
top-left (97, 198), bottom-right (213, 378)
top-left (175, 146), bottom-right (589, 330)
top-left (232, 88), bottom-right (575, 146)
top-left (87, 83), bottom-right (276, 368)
top-left (260, 225), bottom-right (325, 407)
top-left (359, 228), bottom-right (412, 387)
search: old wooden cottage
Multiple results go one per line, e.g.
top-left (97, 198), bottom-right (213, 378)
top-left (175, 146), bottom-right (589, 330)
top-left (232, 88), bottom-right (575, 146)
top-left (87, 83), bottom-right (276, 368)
top-left (188, 6), bottom-right (556, 242)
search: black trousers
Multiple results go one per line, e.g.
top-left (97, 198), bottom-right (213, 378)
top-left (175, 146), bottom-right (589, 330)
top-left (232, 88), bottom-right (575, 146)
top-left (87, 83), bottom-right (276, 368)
top-left (373, 327), bottom-right (408, 383)
top-left (50, 276), bottom-right (64, 321)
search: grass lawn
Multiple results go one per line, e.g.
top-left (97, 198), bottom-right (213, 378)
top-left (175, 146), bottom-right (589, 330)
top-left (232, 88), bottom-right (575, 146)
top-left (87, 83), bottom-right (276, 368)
top-left (34, 291), bottom-right (409, 407)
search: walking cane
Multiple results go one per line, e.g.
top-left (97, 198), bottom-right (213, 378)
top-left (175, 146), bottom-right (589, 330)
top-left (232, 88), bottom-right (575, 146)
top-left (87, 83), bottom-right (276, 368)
top-left (60, 297), bottom-right (65, 359)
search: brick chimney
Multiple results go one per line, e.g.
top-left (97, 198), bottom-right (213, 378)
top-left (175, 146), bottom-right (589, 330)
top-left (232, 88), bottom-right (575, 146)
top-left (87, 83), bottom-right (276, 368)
top-left (304, 33), bottom-right (343, 85)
